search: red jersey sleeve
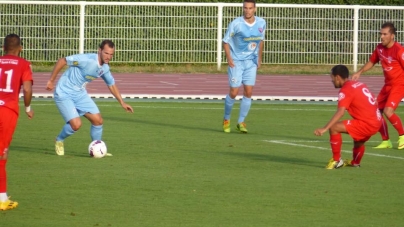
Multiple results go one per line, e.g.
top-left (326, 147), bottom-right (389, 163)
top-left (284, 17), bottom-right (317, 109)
top-left (0, 55), bottom-right (33, 114)
top-left (337, 89), bottom-right (353, 110)
top-left (21, 63), bottom-right (33, 84)
top-left (369, 48), bottom-right (379, 64)
top-left (396, 46), bottom-right (404, 70)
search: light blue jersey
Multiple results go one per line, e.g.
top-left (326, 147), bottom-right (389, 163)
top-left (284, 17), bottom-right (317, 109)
top-left (54, 53), bottom-right (115, 123)
top-left (223, 16), bottom-right (266, 61)
top-left (56, 53), bottom-right (115, 93)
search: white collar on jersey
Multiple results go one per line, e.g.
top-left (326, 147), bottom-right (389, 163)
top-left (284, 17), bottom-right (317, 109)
top-left (244, 17), bottom-right (256, 27)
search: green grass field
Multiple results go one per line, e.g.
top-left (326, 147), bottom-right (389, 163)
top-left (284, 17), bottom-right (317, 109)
top-left (2, 100), bottom-right (404, 227)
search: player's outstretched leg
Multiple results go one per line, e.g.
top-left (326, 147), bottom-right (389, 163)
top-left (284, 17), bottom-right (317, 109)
top-left (90, 125), bottom-right (103, 141)
top-left (55, 140), bottom-right (64, 156)
top-left (90, 124), bottom-right (112, 156)
top-left (55, 123), bottom-right (76, 155)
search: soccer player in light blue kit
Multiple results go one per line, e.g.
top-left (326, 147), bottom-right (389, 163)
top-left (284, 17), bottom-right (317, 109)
top-left (222, 0), bottom-right (266, 133)
top-left (46, 40), bottom-right (133, 156)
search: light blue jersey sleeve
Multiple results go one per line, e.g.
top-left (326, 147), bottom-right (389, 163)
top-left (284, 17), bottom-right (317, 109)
top-left (223, 16), bottom-right (266, 61)
top-left (58, 53), bottom-right (114, 91)
top-left (101, 71), bottom-right (115, 86)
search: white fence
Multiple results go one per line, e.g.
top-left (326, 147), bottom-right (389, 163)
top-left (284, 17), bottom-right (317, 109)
top-left (1, 1), bottom-right (404, 70)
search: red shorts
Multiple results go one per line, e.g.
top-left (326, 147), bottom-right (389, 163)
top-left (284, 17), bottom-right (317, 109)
top-left (343, 119), bottom-right (380, 142)
top-left (0, 107), bottom-right (18, 156)
top-left (377, 84), bottom-right (404, 110)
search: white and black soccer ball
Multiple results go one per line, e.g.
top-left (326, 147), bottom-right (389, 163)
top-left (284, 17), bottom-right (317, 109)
top-left (88, 140), bottom-right (107, 158)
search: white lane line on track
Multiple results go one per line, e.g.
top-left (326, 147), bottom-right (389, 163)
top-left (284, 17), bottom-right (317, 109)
top-left (263, 140), bottom-right (404, 160)
top-left (160, 81), bottom-right (178, 86)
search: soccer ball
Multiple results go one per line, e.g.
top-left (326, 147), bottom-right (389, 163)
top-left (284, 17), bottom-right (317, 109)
top-left (88, 140), bottom-right (107, 158)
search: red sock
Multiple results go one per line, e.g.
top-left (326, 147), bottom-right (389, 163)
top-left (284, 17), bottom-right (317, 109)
top-left (387, 113), bottom-right (404, 135)
top-left (378, 117), bottom-right (390, 140)
top-left (330, 134), bottom-right (342, 161)
top-left (352, 145), bottom-right (365, 165)
top-left (0, 160), bottom-right (7, 193)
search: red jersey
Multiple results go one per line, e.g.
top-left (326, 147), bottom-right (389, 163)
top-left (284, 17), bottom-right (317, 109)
top-left (0, 54), bottom-right (33, 114)
top-left (338, 80), bottom-right (381, 127)
top-left (369, 42), bottom-right (404, 85)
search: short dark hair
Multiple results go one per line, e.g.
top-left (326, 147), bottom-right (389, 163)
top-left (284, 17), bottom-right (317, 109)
top-left (244, 0), bottom-right (256, 6)
top-left (381, 22), bottom-right (397, 35)
top-left (99, 40), bottom-right (115, 50)
top-left (331, 65), bottom-right (349, 79)
top-left (3, 34), bottom-right (21, 52)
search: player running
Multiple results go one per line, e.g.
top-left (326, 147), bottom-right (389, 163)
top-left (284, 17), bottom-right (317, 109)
top-left (0, 34), bottom-right (34, 210)
top-left (314, 65), bottom-right (382, 169)
top-left (46, 40), bottom-right (133, 156)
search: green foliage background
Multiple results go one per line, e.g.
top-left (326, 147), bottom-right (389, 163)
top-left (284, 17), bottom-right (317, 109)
top-left (37, 0), bottom-right (403, 5)
top-left (1, 0), bottom-right (403, 65)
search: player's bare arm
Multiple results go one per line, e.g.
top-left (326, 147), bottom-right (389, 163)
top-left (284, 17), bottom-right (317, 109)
top-left (23, 80), bottom-right (34, 119)
top-left (314, 107), bottom-right (346, 136)
top-left (108, 84), bottom-right (134, 113)
top-left (258, 41), bottom-right (264, 69)
top-left (46, 57), bottom-right (67, 91)
top-left (223, 42), bottom-right (234, 68)
top-left (351, 61), bottom-right (375, 81)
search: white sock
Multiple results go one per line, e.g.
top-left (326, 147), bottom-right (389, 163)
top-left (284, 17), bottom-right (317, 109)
top-left (0, 192), bottom-right (8, 202)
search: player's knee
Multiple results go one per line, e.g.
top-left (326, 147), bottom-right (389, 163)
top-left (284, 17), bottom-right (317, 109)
top-left (383, 108), bottom-right (394, 117)
top-left (243, 92), bottom-right (252, 98)
top-left (329, 123), bottom-right (344, 134)
top-left (70, 122), bottom-right (82, 131)
top-left (229, 90), bottom-right (238, 99)
top-left (93, 118), bottom-right (103, 125)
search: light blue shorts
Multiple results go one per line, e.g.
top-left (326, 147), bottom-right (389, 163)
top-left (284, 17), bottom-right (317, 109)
top-left (228, 59), bottom-right (257, 87)
top-left (54, 89), bottom-right (100, 123)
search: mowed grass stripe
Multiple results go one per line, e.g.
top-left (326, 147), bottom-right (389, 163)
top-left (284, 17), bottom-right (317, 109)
top-left (264, 140), bottom-right (404, 160)
top-left (2, 101), bottom-right (403, 227)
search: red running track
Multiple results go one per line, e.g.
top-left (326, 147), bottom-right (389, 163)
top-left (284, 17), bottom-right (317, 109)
top-left (32, 72), bottom-right (385, 101)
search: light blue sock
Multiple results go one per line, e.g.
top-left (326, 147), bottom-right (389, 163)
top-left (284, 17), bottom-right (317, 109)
top-left (56, 123), bottom-right (75, 141)
top-left (91, 125), bottom-right (103, 141)
top-left (238, 96), bottom-right (251, 123)
top-left (224, 94), bottom-right (235, 120)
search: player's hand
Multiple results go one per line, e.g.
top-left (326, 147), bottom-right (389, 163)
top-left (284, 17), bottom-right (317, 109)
top-left (227, 59), bottom-right (235, 68)
top-left (122, 103), bottom-right (134, 113)
top-left (351, 72), bottom-right (361, 81)
top-left (257, 61), bottom-right (262, 69)
top-left (314, 128), bottom-right (326, 136)
top-left (46, 80), bottom-right (55, 91)
top-left (25, 110), bottom-right (34, 119)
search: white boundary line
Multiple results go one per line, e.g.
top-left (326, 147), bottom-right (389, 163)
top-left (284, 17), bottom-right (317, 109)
top-left (264, 140), bottom-right (404, 160)
top-left (23, 93), bottom-right (339, 101)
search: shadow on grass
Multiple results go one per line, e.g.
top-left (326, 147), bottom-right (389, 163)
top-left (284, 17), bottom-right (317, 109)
top-left (10, 145), bottom-right (90, 158)
top-left (105, 116), bottom-right (221, 133)
top-left (218, 150), bottom-right (325, 169)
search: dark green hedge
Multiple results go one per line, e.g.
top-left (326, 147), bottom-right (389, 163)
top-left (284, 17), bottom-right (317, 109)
top-left (37, 0), bottom-right (402, 5)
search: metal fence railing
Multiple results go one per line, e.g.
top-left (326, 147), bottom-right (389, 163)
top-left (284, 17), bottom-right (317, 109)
top-left (1, 1), bottom-right (404, 71)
